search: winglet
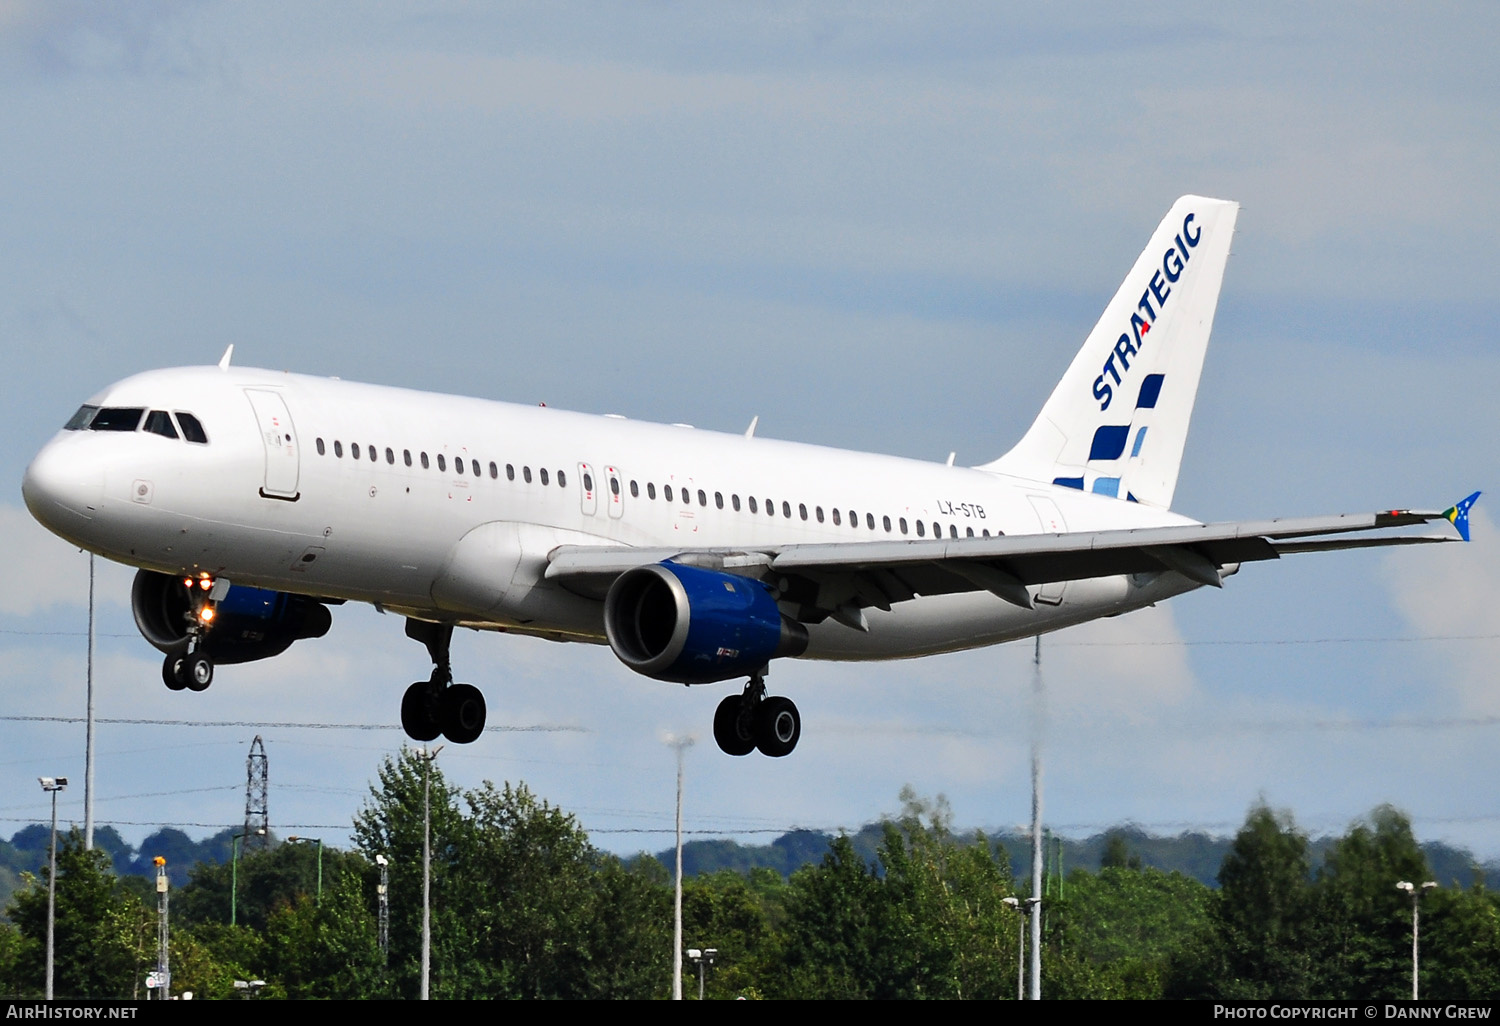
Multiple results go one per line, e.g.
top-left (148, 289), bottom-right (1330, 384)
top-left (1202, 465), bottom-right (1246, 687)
top-left (1442, 491), bottom-right (1481, 542)
top-left (218, 344), bottom-right (234, 371)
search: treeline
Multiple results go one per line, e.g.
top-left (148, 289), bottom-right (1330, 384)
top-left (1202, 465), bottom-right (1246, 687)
top-left (0, 751), bottom-right (1496, 999)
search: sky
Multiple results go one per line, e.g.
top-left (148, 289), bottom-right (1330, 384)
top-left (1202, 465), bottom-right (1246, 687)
top-left (1, 2), bottom-right (1497, 868)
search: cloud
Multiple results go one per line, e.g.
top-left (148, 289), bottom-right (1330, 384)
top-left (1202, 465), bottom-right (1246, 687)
top-left (1383, 508), bottom-right (1500, 714)
top-left (0, 504), bottom-right (132, 616)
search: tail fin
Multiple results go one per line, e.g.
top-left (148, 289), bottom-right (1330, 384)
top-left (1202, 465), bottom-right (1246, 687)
top-left (980, 196), bottom-right (1239, 509)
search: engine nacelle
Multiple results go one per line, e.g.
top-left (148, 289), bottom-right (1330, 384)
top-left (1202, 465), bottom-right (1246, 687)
top-left (603, 562), bottom-right (808, 684)
top-left (131, 570), bottom-right (332, 665)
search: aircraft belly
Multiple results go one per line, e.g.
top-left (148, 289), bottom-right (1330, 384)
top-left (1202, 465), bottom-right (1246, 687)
top-left (800, 573), bottom-right (1196, 660)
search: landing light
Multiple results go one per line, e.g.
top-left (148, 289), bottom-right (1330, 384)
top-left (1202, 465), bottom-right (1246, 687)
top-left (199, 607), bottom-right (215, 624)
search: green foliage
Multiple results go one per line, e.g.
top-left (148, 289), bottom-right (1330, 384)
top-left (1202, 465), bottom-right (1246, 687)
top-left (5, 832), bottom-right (151, 998)
top-left (351, 750), bottom-right (668, 999)
top-left (778, 790), bottom-right (1015, 999)
top-left (1045, 864), bottom-right (1212, 998)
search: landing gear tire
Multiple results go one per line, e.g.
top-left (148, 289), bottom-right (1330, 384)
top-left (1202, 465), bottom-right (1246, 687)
top-left (440, 683), bottom-right (487, 744)
top-left (755, 695), bottom-right (800, 758)
top-left (401, 681), bottom-right (442, 742)
top-left (185, 653), bottom-right (214, 692)
top-left (162, 655), bottom-right (188, 691)
top-left (713, 694), bottom-right (756, 757)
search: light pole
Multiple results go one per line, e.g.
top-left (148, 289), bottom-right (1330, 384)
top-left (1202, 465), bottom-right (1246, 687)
top-left (686, 947), bottom-right (717, 1000)
top-left (664, 733), bottom-right (694, 1000)
top-left (1396, 880), bottom-right (1437, 1000)
top-left (39, 776), bottom-right (67, 1000)
top-left (1002, 895), bottom-right (1040, 1001)
top-left (153, 856), bottom-right (170, 1000)
top-left (375, 854), bottom-right (389, 962)
top-left (417, 745), bottom-right (442, 1001)
top-left (230, 828), bottom-right (266, 926)
top-left (286, 836), bottom-right (324, 904)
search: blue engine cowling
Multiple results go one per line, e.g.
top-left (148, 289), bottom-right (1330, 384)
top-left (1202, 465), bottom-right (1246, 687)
top-left (603, 562), bottom-right (809, 684)
top-left (131, 570), bottom-right (332, 665)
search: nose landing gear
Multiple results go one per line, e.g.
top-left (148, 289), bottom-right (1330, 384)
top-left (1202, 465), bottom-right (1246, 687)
top-left (402, 619), bottom-right (488, 744)
top-left (712, 669), bottom-right (801, 758)
top-left (161, 575), bottom-right (220, 693)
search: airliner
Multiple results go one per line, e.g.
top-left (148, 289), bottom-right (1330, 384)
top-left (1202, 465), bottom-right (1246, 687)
top-left (21, 196), bottom-right (1477, 757)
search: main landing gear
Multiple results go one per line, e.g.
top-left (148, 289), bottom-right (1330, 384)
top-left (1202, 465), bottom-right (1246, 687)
top-left (401, 619), bottom-right (488, 745)
top-left (713, 669), bottom-right (801, 758)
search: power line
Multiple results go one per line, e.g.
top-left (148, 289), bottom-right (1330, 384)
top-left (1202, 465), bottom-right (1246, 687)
top-left (0, 715), bottom-right (585, 733)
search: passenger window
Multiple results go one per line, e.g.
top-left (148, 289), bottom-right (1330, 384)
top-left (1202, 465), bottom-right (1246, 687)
top-left (506, 464), bottom-right (514, 480)
top-left (849, 511), bottom-right (857, 529)
top-left (612, 478), bottom-right (621, 495)
top-left (316, 438), bottom-right (326, 456)
top-left (899, 517), bottom-right (908, 534)
top-left (881, 515), bottom-right (890, 532)
top-left (523, 466), bottom-right (531, 483)
top-left (368, 445), bottom-right (376, 461)
top-left (832, 508), bottom-right (841, 526)
top-left (731, 494), bottom-right (741, 512)
top-left (334, 441), bottom-right (344, 458)
top-left (584, 473), bottom-right (594, 492)
top-left (489, 461), bottom-right (498, 479)
top-left (456, 459), bottom-right (465, 476)
top-left (144, 410), bottom-right (178, 439)
top-left (748, 496), bottom-right (757, 514)
top-left (683, 489), bottom-right (692, 507)
top-left (698, 489), bottom-right (707, 507)
top-left (714, 491), bottom-right (723, 509)
top-left (782, 501), bottom-right (791, 518)
top-left (353, 442), bottom-right (362, 460)
top-left (664, 485), bottom-right (673, 501)
top-left (405, 450), bottom-right (413, 467)
top-left (816, 506), bottom-right (824, 523)
top-left (472, 459), bottom-right (480, 477)
top-left (966, 527), bottom-right (975, 537)
top-left (950, 525), bottom-right (959, 539)
top-left (647, 482), bottom-right (656, 500)
top-left (438, 454), bottom-right (446, 472)
top-left (630, 480), bottom-right (639, 498)
top-left (559, 470), bottom-right (567, 488)
top-left (386, 447), bottom-right (395, 465)
top-left (916, 521), bottom-right (925, 537)
top-left (420, 452), bottom-right (429, 469)
top-left (799, 503), bottom-right (807, 521)
top-left (64, 405), bottom-right (99, 430)
top-left (866, 512), bottom-right (875, 530)
top-left (90, 407), bottom-right (144, 432)
top-left (540, 468), bottom-right (549, 486)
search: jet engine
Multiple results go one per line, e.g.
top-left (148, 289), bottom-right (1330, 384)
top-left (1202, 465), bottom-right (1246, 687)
top-left (131, 569), bottom-right (332, 665)
top-left (603, 562), bottom-right (808, 684)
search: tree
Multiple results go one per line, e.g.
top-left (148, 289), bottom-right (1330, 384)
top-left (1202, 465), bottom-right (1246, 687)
top-left (1171, 803), bottom-right (1315, 999)
top-left (351, 747), bottom-right (469, 998)
top-left (1308, 806), bottom-right (1431, 999)
top-left (6, 832), bottom-right (150, 998)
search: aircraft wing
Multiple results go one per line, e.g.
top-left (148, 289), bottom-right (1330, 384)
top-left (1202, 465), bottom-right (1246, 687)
top-left (545, 494), bottom-right (1478, 618)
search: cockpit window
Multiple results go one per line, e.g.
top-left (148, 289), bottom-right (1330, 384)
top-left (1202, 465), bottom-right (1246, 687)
top-left (64, 405), bottom-right (99, 430)
top-left (175, 412), bottom-right (209, 444)
top-left (90, 407), bottom-right (145, 432)
top-left (143, 410), bottom-right (178, 439)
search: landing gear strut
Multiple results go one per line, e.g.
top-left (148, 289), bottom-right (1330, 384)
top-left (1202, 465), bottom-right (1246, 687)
top-left (162, 579), bottom-right (218, 692)
top-left (401, 619), bottom-right (488, 744)
top-left (713, 669), bottom-right (801, 758)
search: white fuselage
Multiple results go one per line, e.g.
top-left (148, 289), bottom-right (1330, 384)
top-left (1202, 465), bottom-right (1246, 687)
top-left (23, 365), bottom-right (1204, 663)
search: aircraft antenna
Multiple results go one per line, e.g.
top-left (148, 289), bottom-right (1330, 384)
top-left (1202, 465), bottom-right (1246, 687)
top-left (243, 735), bottom-right (269, 851)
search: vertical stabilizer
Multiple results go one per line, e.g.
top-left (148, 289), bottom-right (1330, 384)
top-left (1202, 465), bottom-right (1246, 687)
top-left (981, 196), bottom-right (1238, 509)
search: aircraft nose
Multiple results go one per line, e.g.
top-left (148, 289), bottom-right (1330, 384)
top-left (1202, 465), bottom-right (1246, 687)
top-left (22, 439), bottom-right (102, 536)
